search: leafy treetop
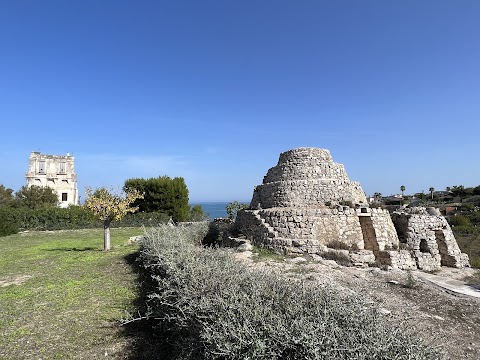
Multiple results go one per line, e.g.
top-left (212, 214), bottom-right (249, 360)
top-left (226, 201), bottom-right (248, 220)
top-left (84, 187), bottom-right (143, 223)
top-left (124, 176), bottom-right (190, 222)
top-left (0, 185), bottom-right (14, 207)
top-left (14, 185), bottom-right (58, 209)
top-left (84, 186), bottom-right (144, 251)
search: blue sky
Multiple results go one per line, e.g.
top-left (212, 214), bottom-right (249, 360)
top-left (1, 1), bottom-right (479, 202)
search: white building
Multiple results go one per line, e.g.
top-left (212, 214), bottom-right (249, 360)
top-left (25, 152), bottom-right (79, 208)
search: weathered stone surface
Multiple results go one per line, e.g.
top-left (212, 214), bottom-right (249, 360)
top-left (234, 147), bottom-right (469, 270)
top-left (286, 257), bottom-right (308, 264)
top-left (127, 235), bottom-right (144, 244)
top-left (237, 242), bottom-right (253, 252)
top-left (25, 152), bottom-right (79, 207)
top-left (391, 208), bottom-right (470, 269)
top-left (349, 250), bottom-right (376, 265)
top-left (251, 148), bottom-right (367, 208)
top-left (378, 250), bottom-right (417, 270)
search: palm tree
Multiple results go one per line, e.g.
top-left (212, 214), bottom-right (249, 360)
top-left (429, 187), bottom-right (435, 200)
top-left (400, 185), bottom-right (405, 197)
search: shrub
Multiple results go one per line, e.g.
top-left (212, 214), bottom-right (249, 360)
top-left (449, 215), bottom-right (472, 227)
top-left (10, 206), bottom-right (100, 230)
top-left (326, 239), bottom-right (351, 250)
top-left (138, 224), bottom-right (439, 360)
top-left (404, 271), bottom-right (417, 289)
top-left (470, 259), bottom-right (480, 269)
top-left (0, 208), bottom-right (18, 237)
top-left (116, 211), bottom-right (170, 227)
top-left (0, 206), bottom-right (170, 232)
top-left (319, 250), bottom-right (352, 266)
top-left (189, 204), bottom-right (208, 222)
top-left (225, 200), bottom-right (248, 220)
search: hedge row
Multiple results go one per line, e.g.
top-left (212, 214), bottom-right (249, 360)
top-left (138, 224), bottom-right (439, 360)
top-left (0, 207), bottom-right (171, 236)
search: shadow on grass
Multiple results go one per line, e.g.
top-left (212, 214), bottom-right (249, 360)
top-left (44, 247), bottom-right (98, 252)
top-left (122, 251), bottom-right (177, 360)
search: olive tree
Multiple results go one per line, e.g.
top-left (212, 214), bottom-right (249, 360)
top-left (84, 187), bottom-right (143, 251)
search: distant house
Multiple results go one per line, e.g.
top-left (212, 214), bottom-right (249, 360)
top-left (443, 206), bottom-right (459, 215)
top-left (25, 152), bottom-right (79, 208)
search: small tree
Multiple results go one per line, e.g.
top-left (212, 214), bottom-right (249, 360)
top-left (400, 185), bottom-right (405, 197)
top-left (429, 187), bottom-right (435, 200)
top-left (189, 204), bottom-right (208, 222)
top-left (226, 201), bottom-right (248, 220)
top-left (124, 176), bottom-right (190, 222)
top-left (84, 187), bottom-right (143, 251)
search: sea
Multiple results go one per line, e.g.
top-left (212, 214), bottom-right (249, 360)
top-left (190, 202), bottom-right (248, 219)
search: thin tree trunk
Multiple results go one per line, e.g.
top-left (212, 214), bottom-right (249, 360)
top-left (104, 220), bottom-right (111, 251)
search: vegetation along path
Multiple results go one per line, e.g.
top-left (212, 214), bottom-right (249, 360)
top-left (0, 228), bottom-right (143, 359)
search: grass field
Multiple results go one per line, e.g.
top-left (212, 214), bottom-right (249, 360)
top-left (455, 232), bottom-right (480, 268)
top-left (0, 228), bottom-right (143, 359)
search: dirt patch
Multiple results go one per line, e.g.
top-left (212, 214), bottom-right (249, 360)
top-left (236, 253), bottom-right (480, 359)
top-left (0, 275), bottom-right (33, 287)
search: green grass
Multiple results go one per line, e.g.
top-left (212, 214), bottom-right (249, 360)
top-left (0, 227), bottom-right (143, 359)
top-left (251, 245), bottom-right (285, 262)
top-left (454, 232), bottom-right (480, 268)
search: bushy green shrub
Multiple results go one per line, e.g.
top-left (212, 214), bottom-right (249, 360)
top-left (118, 211), bottom-right (170, 227)
top-left (0, 208), bottom-right (18, 237)
top-left (7, 206), bottom-right (99, 230)
top-left (138, 224), bottom-right (439, 360)
top-left (450, 215), bottom-right (472, 227)
top-left (189, 204), bottom-right (208, 221)
top-left (1, 207), bottom-right (170, 232)
top-left (326, 239), bottom-right (352, 250)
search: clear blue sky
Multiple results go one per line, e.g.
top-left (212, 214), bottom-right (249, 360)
top-left (1, 1), bottom-right (479, 202)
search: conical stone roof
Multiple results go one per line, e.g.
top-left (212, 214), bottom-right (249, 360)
top-left (250, 147), bottom-right (367, 209)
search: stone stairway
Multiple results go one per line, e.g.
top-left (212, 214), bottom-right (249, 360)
top-left (252, 210), bottom-right (278, 239)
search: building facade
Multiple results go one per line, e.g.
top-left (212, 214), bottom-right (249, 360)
top-left (25, 152), bottom-right (79, 207)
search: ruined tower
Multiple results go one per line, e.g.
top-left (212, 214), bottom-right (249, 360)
top-left (25, 152), bottom-right (79, 208)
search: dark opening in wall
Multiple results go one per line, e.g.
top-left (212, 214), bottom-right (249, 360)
top-left (419, 239), bottom-right (429, 253)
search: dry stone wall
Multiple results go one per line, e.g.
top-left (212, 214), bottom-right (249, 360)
top-left (251, 148), bottom-right (367, 209)
top-left (391, 208), bottom-right (469, 270)
top-left (235, 147), bottom-right (469, 270)
top-left (256, 207), bottom-right (364, 249)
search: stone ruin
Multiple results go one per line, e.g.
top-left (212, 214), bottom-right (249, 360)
top-left (235, 147), bottom-right (470, 270)
top-left (391, 207), bottom-right (469, 270)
